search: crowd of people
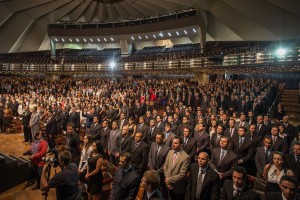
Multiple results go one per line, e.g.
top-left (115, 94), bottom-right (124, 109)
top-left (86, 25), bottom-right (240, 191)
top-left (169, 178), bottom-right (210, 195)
top-left (0, 76), bottom-right (299, 200)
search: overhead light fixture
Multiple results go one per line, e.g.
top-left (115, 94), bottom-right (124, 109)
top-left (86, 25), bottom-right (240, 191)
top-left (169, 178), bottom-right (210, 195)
top-left (193, 28), bottom-right (196, 33)
top-left (62, 38), bottom-right (65, 42)
top-left (54, 38), bottom-right (58, 42)
top-left (76, 38), bottom-right (79, 42)
top-left (110, 38), bottom-right (114, 41)
top-left (69, 39), bottom-right (72, 42)
top-left (176, 31), bottom-right (179, 36)
top-left (84, 38), bottom-right (86, 42)
top-left (168, 32), bottom-right (171, 36)
top-left (104, 38), bottom-right (107, 42)
top-left (145, 35), bottom-right (148, 39)
top-left (138, 36), bottom-right (142, 39)
top-left (131, 36), bottom-right (135, 40)
top-left (159, 33), bottom-right (163, 37)
top-left (184, 30), bottom-right (187, 34)
top-left (153, 34), bottom-right (156, 38)
top-left (97, 38), bottom-right (100, 42)
top-left (90, 38), bottom-right (93, 42)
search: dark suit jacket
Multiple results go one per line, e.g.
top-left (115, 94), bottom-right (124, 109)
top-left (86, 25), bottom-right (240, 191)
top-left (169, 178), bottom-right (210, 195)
top-left (220, 180), bottom-right (261, 200)
top-left (156, 122), bottom-right (165, 133)
top-left (96, 127), bottom-right (111, 151)
top-left (285, 153), bottom-right (300, 183)
top-left (148, 143), bottom-right (170, 173)
top-left (185, 164), bottom-right (220, 200)
top-left (209, 133), bottom-right (223, 150)
top-left (111, 167), bottom-right (140, 200)
top-left (273, 136), bottom-right (289, 154)
top-left (146, 126), bottom-right (159, 145)
top-left (210, 148), bottom-right (237, 179)
top-left (142, 189), bottom-right (163, 200)
top-left (256, 124), bottom-right (268, 138)
top-left (90, 123), bottom-right (102, 136)
top-left (136, 124), bottom-right (149, 142)
top-left (115, 134), bottom-right (132, 154)
top-left (22, 110), bottom-right (31, 127)
top-left (130, 141), bottom-right (149, 176)
top-left (46, 117), bottom-right (57, 136)
top-left (118, 119), bottom-right (128, 130)
top-left (255, 147), bottom-right (274, 177)
top-left (183, 137), bottom-right (197, 161)
top-left (265, 192), bottom-right (300, 200)
top-left (164, 132), bottom-right (175, 147)
top-left (231, 136), bottom-right (254, 164)
top-left (193, 131), bottom-right (209, 153)
top-left (224, 127), bottom-right (238, 138)
top-left (68, 112), bottom-right (80, 129)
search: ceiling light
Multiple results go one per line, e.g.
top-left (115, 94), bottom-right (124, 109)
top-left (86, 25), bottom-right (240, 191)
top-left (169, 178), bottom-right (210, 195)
top-left (62, 38), bottom-right (65, 42)
top-left (76, 38), bottom-right (79, 42)
top-left (138, 36), bottom-right (142, 39)
top-left (131, 36), bottom-right (135, 40)
top-left (193, 28), bottom-right (196, 33)
top-left (69, 39), bottom-right (72, 42)
top-left (90, 38), bottom-right (93, 42)
top-left (84, 38), bottom-right (86, 42)
top-left (97, 38), bottom-right (100, 42)
top-left (110, 38), bottom-right (114, 41)
top-left (153, 34), bottom-right (156, 38)
top-left (54, 38), bottom-right (58, 42)
top-left (145, 35), bottom-right (148, 39)
top-left (104, 38), bottom-right (107, 42)
top-left (168, 32), bottom-right (171, 36)
top-left (184, 30), bottom-right (187, 34)
top-left (159, 33), bottom-right (163, 37)
top-left (176, 31), bottom-right (179, 36)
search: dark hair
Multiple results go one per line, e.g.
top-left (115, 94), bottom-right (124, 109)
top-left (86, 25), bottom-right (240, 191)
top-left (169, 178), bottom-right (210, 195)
top-left (263, 135), bottom-right (272, 140)
top-left (94, 140), bottom-right (105, 155)
top-left (67, 123), bottom-right (75, 129)
top-left (143, 170), bottom-right (160, 189)
top-left (233, 166), bottom-right (247, 179)
top-left (156, 132), bottom-right (165, 139)
top-left (280, 175), bottom-right (298, 188)
top-left (120, 152), bottom-right (132, 162)
top-left (59, 151), bottom-right (72, 165)
top-left (239, 126), bottom-right (248, 132)
top-left (173, 135), bottom-right (183, 144)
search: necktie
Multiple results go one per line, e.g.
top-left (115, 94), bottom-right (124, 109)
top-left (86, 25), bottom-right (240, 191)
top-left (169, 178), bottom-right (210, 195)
top-left (239, 137), bottom-right (243, 148)
top-left (184, 138), bottom-right (187, 145)
top-left (220, 150), bottom-right (225, 164)
top-left (172, 152), bottom-right (178, 169)
top-left (233, 189), bottom-right (241, 200)
top-left (258, 124), bottom-right (261, 131)
top-left (273, 137), bottom-right (277, 145)
top-left (150, 127), bottom-right (153, 136)
top-left (296, 156), bottom-right (300, 163)
top-left (195, 169), bottom-right (203, 199)
top-left (155, 145), bottom-right (160, 158)
top-left (239, 122), bottom-right (243, 127)
top-left (135, 143), bottom-right (139, 148)
top-left (265, 149), bottom-right (270, 163)
top-left (230, 128), bottom-right (233, 137)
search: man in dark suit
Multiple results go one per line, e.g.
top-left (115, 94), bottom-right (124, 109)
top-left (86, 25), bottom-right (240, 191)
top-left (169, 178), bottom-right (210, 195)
top-left (141, 170), bottom-right (164, 200)
top-left (282, 116), bottom-right (297, 143)
top-left (210, 135), bottom-right (237, 180)
top-left (155, 115), bottom-right (165, 133)
top-left (118, 112), bottom-right (128, 131)
top-left (271, 125), bottom-right (289, 154)
top-left (238, 100), bottom-right (249, 116)
top-left (247, 124), bottom-right (262, 148)
top-left (130, 132), bottom-right (149, 177)
top-left (45, 110), bottom-right (57, 153)
top-left (185, 152), bottom-right (221, 200)
top-left (115, 125), bottom-right (132, 164)
top-left (90, 116), bottom-right (102, 136)
top-left (182, 127), bottom-right (197, 162)
top-left (93, 120), bottom-right (111, 158)
top-left (148, 132), bottom-right (170, 199)
top-left (285, 142), bottom-right (300, 184)
top-left (111, 152), bottom-right (140, 200)
top-left (136, 116), bottom-right (149, 142)
top-left (256, 115), bottom-right (268, 138)
top-left (231, 126), bottom-right (255, 175)
top-left (255, 135), bottom-right (273, 178)
top-left (194, 123), bottom-right (209, 154)
top-left (22, 106), bottom-right (32, 143)
top-left (234, 114), bottom-right (249, 132)
top-left (164, 123), bottom-right (176, 147)
top-left (220, 166), bottom-right (260, 200)
top-left (147, 119), bottom-right (159, 145)
top-left (218, 113), bottom-right (229, 129)
top-left (68, 107), bottom-right (80, 132)
top-left (224, 119), bottom-right (238, 138)
top-left (266, 175), bottom-right (299, 200)
top-left (209, 125), bottom-right (225, 151)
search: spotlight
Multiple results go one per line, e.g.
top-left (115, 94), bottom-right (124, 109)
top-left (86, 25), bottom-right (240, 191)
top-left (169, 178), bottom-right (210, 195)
top-left (109, 61), bottom-right (116, 69)
top-left (62, 38), bottom-right (65, 42)
top-left (276, 48), bottom-right (286, 56)
top-left (168, 33), bottom-right (171, 36)
top-left (90, 38), bottom-right (93, 42)
top-left (153, 34), bottom-right (156, 38)
top-left (184, 30), bottom-right (187, 34)
top-left (104, 38), bottom-right (107, 42)
top-left (84, 38), bottom-right (86, 42)
top-left (97, 38), bottom-right (100, 42)
top-left (131, 36), bottom-right (135, 40)
top-left (193, 28), bottom-right (196, 33)
top-left (159, 32), bottom-right (163, 37)
top-left (176, 31), bottom-right (179, 36)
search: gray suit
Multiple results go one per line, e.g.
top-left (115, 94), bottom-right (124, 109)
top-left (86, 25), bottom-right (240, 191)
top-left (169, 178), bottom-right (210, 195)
top-left (255, 147), bottom-right (273, 177)
top-left (164, 131), bottom-right (175, 147)
top-left (108, 129), bottom-right (121, 154)
top-left (193, 131), bottom-right (209, 153)
top-left (148, 143), bottom-right (170, 173)
top-left (164, 149), bottom-right (190, 195)
top-left (234, 121), bottom-right (249, 132)
top-left (29, 111), bottom-right (40, 137)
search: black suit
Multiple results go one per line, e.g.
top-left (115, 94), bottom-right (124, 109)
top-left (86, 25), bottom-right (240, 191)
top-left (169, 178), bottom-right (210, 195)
top-left (156, 122), bottom-right (165, 133)
top-left (224, 127), bottom-right (238, 138)
top-left (130, 141), bottom-right (149, 176)
top-left (193, 131), bottom-right (209, 153)
top-left (273, 136), bottom-right (289, 154)
top-left (136, 123), bottom-right (149, 142)
top-left (210, 148), bottom-right (237, 179)
top-left (220, 180), bottom-right (260, 200)
top-left (46, 117), bottom-right (57, 150)
top-left (148, 143), bottom-right (170, 173)
top-left (209, 133), bottom-right (223, 151)
top-left (115, 134), bottom-right (132, 155)
top-left (255, 147), bottom-right (274, 177)
top-left (22, 110), bottom-right (32, 142)
top-left (90, 123), bottom-right (101, 136)
top-left (111, 167), bottom-right (140, 200)
top-left (265, 192), bottom-right (300, 200)
top-left (68, 112), bottom-right (80, 130)
top-left (142, 189), bottom-right (164, 200)
top-left (146, 126), bottom-right (159, 145)
top-left (183, 137), bottom-right (197, 162)
top-left (285, 153), bottom-right (300, 183)
top-left (256, 123), bottom-right (268, 138)
top-left (185, 164), bottom-right (221, 200)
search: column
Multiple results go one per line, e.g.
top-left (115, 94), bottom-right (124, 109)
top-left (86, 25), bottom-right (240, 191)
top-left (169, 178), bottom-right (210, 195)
top-left (50, 39), bottom-right (56, 59)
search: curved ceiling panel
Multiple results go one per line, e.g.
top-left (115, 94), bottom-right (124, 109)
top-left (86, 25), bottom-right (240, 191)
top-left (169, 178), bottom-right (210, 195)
top-left (0, 0), bottom-right (299, 53)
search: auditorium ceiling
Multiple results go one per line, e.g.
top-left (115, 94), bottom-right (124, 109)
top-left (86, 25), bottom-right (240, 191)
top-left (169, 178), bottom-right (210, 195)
top-left (0, 0), bottom-right (299, 53)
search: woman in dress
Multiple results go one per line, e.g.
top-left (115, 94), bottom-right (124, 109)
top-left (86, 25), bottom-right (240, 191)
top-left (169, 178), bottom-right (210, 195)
top-left (85, 140), bottom-right (104, 200)
top-left (3, 105), bottom-right (13, 134)
top-left (263, 151), bottom-right (295, 193)
top-left (128, 117), bottom-right (136, 138)
top-left (79, 135), bottom-right (93, 182)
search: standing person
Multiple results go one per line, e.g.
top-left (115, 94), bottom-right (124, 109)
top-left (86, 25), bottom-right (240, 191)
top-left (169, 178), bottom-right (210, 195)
top-left (65, 123), bottom-right (81, 166)
top-left (3, 105), bottom-right (13, 134)
top-left (164, 136), bottom-right (190, 200)
top-left (0, 103), bottom-right (4, 133)
top-left (22, 106), bottom-right (32, 143)
top-left (40, 151), bottom-right (82, 200)
top-left (284, 142), bottom-right (300, 185)
top-left (220, 166), bottom-right (261, 200)
top-left (45, 110), bottom-right (57, 153)
top-left (185, 152), bottom-right (221, 200)
top-left (78, 135), bottom-right (93, 181)
top-left (140, 170), bottom-right (164, 200)
top-left (108, 121), bottom-right (121, 166)
top-left (111, 152), bottom-right (140, 200)
top-left (26, 131), bottom-right (48, 190)
top-left (115, 125), bottom-right (132, 165)
top-left (255, 135), bottom-right (274, 178)
top-left (68, 107), bottom-right (80, 133)
top-left (29, 106), bottom-right (40, 139)
top-left (85, 141), bottom-right (104, 200)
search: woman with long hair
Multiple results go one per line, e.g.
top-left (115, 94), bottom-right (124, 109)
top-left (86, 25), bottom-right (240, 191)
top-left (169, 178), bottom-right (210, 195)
top-left (85, 140), bottom-right (104, 200)
top-left (263, 151), bottom-right (295, 192)
top-left (3, 105), bottom-right (13, 134)
top-left (128, 117), bottom-right (136, 138)
top-left (79, 135), bottom-right (93, 179)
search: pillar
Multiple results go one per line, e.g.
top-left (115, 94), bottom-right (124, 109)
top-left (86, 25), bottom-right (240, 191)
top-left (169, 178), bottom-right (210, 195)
top-left (194, 72), bottom-right (209, 85)
top-left (50, 39), bottom-right (56, 59)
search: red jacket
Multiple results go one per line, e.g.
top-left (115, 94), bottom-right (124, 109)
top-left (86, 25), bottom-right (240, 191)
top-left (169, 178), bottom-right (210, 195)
top-left (31, 140), bottom-right (48, 166)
